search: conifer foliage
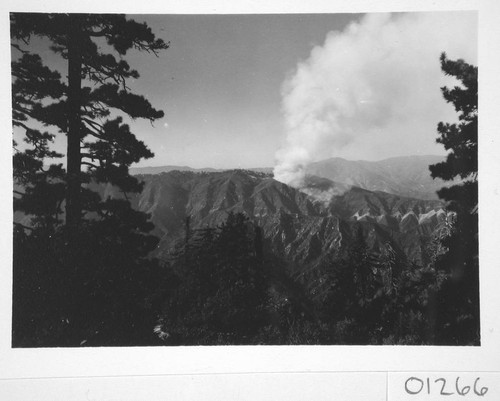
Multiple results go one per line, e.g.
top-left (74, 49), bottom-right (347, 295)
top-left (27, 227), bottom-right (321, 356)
top-left (11, 13), bottom-right (169, 346)
top-left (429, 53), bottom-right (479, 345)
top-left (157, 213), bottom-right (269, 345)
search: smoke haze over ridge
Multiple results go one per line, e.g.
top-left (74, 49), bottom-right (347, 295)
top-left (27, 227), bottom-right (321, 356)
top-left (273, 12), bottom-right (477, 188)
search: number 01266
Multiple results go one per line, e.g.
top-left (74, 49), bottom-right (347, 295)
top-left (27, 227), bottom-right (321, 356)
top-left (405, 376), bottom-right (488, 397)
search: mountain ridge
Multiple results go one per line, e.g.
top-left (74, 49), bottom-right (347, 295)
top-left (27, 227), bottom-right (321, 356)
top-left (304, 154), bottom-right (449, 200)
top-left (130, 165), bottom-right (274, 176)
top-left (101, 168), bottom-right (447, 266)
top-left (131, 155), bottom-right (447, 200)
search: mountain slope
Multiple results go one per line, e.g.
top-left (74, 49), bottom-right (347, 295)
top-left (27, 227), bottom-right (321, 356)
top-left (305, 155), bottom-right (449, 200)
top-left (100, 170), bottom-right (446, 266)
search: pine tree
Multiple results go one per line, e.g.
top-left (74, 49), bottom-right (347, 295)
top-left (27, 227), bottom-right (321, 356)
top-left (430, 53), bottom-right (477, 186)
top-left (11, 13), bottom-right (169, 346)
top-left (12, 13), bottom-right (168, 231)
top-left (429, 53), bottom-right (479, 345)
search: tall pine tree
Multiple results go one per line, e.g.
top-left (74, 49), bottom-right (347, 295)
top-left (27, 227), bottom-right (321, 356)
top-left (11, 13), bottom-right (169, 346)
top-left (429, 53), bottom-right (479, 345)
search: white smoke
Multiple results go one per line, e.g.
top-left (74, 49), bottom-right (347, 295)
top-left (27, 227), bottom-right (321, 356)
top-left (301, 186), bottom-right (350, 204)
top-left (274, 12), bottom-right (477, 187)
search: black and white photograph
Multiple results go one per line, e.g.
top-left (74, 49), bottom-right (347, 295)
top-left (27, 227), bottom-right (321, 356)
top-left (10, 10), bottom-right (481, 348)
top-left (4, 0), bottom-right (500, 399)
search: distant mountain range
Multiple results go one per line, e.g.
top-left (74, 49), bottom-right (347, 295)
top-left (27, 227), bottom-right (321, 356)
top-left (100, 159), bottom-right (449, 267)
top-left (305, 155), bottom-right (449, 200)
top-left (129, 165), bottom-right (273, 175)
top-left (131, 155), bottom-right (448, 200)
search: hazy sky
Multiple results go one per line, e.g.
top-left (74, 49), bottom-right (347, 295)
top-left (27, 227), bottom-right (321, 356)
top-left (13, 12), bottom-right (477, 170)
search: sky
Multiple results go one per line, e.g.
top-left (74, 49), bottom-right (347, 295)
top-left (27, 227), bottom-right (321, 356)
top-left (12, 12), bottom-right (477, 171)
top-left (126, 14), bottom-right (359, 169)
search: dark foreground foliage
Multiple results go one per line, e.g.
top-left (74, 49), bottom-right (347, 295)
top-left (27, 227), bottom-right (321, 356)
top-left (12, 210), bottom-right (164, 347)
top-left (14, 207), bottom-right (473, 346)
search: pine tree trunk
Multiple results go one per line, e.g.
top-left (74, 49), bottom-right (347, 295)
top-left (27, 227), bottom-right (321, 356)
top-left (66, 15), bottom-right (83, 232)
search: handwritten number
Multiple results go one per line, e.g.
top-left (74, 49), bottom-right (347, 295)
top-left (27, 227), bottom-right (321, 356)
top-left (474, 378), bottom-right (489, 397)
top-left (455, 377), bottom-right (471, 396)
top-left (405, 377), bottom-right (424, 395)
top-left (405, 376), bottom-right (489, 397)
top-left (435, 378), bottom-right (453, 396)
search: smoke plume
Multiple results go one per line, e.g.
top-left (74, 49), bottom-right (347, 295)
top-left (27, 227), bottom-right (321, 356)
top-left (274, 12), bottom-right (477, 188)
